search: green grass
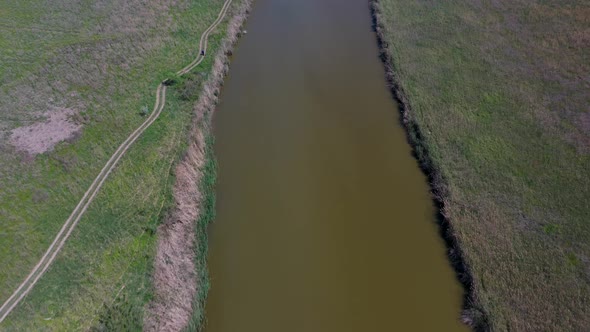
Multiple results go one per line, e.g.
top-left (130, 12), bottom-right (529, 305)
top-left (374, 0), bottom-right (590, 330)
top-left (183, 131), bottom-right (217, 332)
top-left (0, 0), bottom-right (239, 329)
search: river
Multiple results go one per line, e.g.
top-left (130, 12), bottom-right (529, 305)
top-left (205, 0), bottom-right (467, 330)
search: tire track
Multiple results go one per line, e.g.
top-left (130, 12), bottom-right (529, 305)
top-left (0, 0), bottom-right (233, 323)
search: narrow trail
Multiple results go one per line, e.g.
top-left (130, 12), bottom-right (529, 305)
top-left (0, 0), bottom-right (233, 323)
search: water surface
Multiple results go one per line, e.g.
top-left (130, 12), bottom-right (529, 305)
top-left (206, 0), bottom-right (467, 330)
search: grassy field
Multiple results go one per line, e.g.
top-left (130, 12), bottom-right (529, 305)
top-left (373, 0), bottom-right (590, 330)
top-left (0, 0), bottom-right (238, 329)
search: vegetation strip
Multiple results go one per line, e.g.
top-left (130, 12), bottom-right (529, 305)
top-left (0, 0), bottom-right (233, 323)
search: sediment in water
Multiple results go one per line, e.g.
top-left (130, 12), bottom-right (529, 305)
top-left (369, 1), bottom-right (489, 330)
top-left (145, 1), bottom-right (252, 331)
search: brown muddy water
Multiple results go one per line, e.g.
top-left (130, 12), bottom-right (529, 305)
top-left (206, 0), bottom-right (467, 330)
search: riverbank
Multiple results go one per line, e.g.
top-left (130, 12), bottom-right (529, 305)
top-left (370, 2), bottom-right (484, 329)
top-left (147, 0), bottom-right (252, 331)
top-left (0, 0), bottom-right (248, 330)
top-left (372, 0), bottom-right (590, 330)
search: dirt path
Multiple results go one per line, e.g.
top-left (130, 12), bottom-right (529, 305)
top-left (0, 0), bottom-right (233, 323)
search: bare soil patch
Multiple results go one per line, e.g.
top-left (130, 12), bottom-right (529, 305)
top-left (9, 107), bottom-right (81, 155)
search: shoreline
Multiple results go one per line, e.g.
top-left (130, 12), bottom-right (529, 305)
top-left (369, 1), bottom-right (489, 330)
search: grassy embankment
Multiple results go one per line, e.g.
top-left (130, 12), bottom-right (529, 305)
top-left (0, 0), bottom-right (239, 330)
top-left (147, 0), bottom-right (251, 330)
top-left (373, 0), bottom-right (590, 330)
